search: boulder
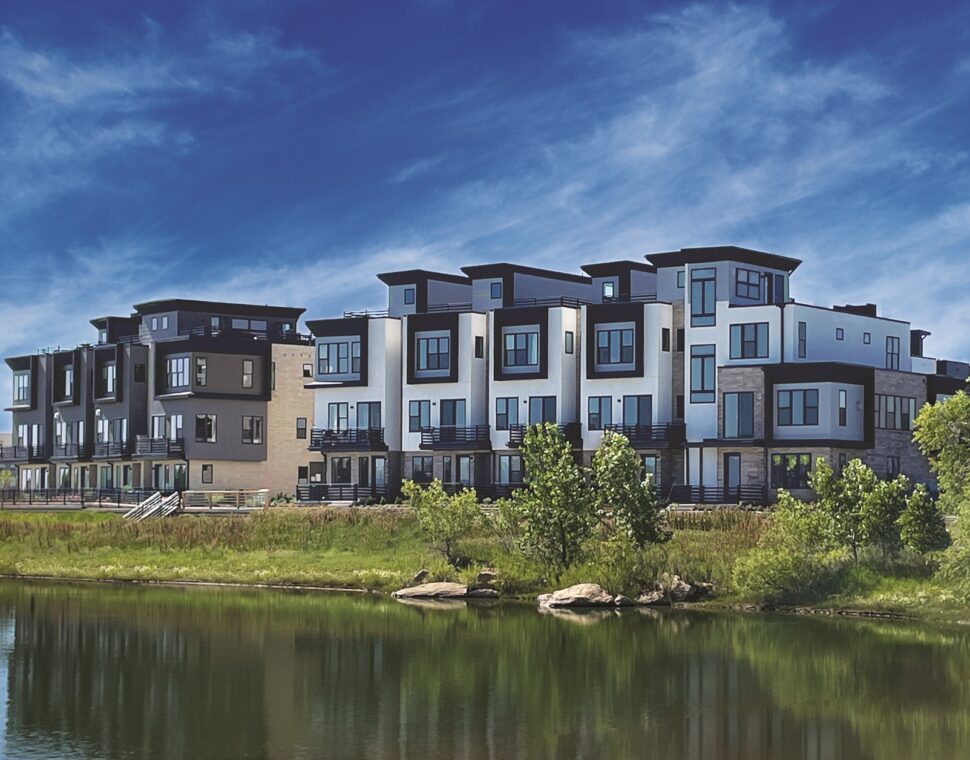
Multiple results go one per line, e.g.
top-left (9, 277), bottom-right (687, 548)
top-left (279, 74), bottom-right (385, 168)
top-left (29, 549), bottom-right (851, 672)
top-left (692, 581), bottom-right (715, 600)
top-left (537, 583), bottom-right (615, 608)
top-left (392, 582), bottom-right (468, 599)
top-left (474, 569), bottom-right (498, 587)
top-left (636, 590), bottom-right (671, 607)
top-left (465, 587), bottom-right (500, 599)
top-left (406, 569), bottom-right (429, 587)
top-left (614, 594), bottom-right (635, 608)
top-left (666, 575), bottom-right (694, 603)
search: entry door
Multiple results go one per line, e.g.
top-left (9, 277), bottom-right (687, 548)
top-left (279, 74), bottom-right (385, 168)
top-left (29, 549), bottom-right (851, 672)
top-left (724, 453), bottom-right (741, 491)
top-left (358, 457), bottom-right (370, 488)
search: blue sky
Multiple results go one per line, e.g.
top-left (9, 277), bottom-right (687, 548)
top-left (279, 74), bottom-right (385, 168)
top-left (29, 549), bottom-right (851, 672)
top-left (1, 1), bottom-right (969, 426)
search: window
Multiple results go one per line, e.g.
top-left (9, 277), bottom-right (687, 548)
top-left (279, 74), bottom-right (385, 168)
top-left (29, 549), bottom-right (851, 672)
top-left (318, 340), bottom-right (360, 375)
top-left (297, 466), bottom-right (309, 485)
top-left (210, 316), bottom-right (221, 330)
top-left (642, 455), bottom-right (659, 486)
top-left (690, 267), bottom-right (716, 327)
top-left (622, 395), bottom-right (652, 426)
top-left (62, 366), bottom-right (74, 399)
top-left (662, 328), bottom-right (670, 352)
top-left (564, 331), bottom-right (574, 354)
top-left (404, 287), bottom-right (415, 305)
top-left (735, 268), bottom-right (761, 300)
top-left (302, 363), bottom-right (313, 378)
top-left (195, 414), bottom-right (217, 443)
top-left (195, 357), bottom-right (207, 387)
top-left (242, 416), bottom-right (263, 444)
top-left (409, 400), bottom-right (430, 432)
top-left (442, 456), bottom-right (452, 483)
top-left (296, 417), bottom-right (308, 439)
top-left (357, 402), bottom-right (381, 429)
top-left (690, 344), bottom-right (716, 403)
top-left (771, 453), bottom-right (813, 489)
top-left (863, 332), bottom-right (871, 345)
top-left (797, 321), bottom-right (807, 358)
top-left (161, 316), bottom-right (169, 330)
top-left (167, 357), bottom-right (189, 388)
top-left (416, 336), bottom-right (450, 370)
top-left (504, 331), bottom-right (539, 367)
top-left (328, 402), bottom-right (349, 431)
top-left (887, 456), bottom-right (900, 479)
top-left (232, 318), bottom-right (248, 330)
top-left (440, 399), bottom-right (466, 427)
top-left (98, 328), bottom-right (108, 344)
top-left (839, 389), bottom-right (848, 427)
top-left (729, 323), bottom-right (768, 359)
top-left (153, 414), bottom-right (182, 440)
top-left (411, 456), bottom-right (433, 483)
top-left (587, 396), bottom-right (612, 430)
top-left (836, 327), bottom-right (844, 341)
top-left (886, 336), bottom-right (900, 370)
top-left (101, 362), bottom-right (116, 396)
top-left (676, 328), bottom-right (685, 352)
top-left (457, 455), bottom-right (472, 486)
top-left (475, 336), bottom-right (484, 358)
top-left (151, 317), bottom-right (158, 331)
top-left (134, 364), bottom-right (146, 383)
top-left (490, 281), bottom-right (503, 300)
top-left (723, 392), bottom-right (754, 438)
top-left (271, 362), bottom-right (276, 391)
top-left (332, 457), bottom-right (353, 484)
top-left (676, 395), bottom-right (685, 419)
top-left (528, 396), bottom-right (556, 424)
top-left (596, 327), bottom-right (634, 365)
top-left (602, 281), bottom-right (615, 300)
top-left (202, 465), bottom-right (213, 484)
top-left (777, 389), bottom-right (819, 426)
top-left (875, 394), bottom-right (917, 430)
top-left (676, 270), bottom-right (685, 289)
top-left (242, 359), bottom-right (254, 389)
top-left (495, 397), bottom-right (519, 430)
top-left (13, 373), bottom-right (29, 403)
top-left (497, 454), bottom-right (523, 484)
top-left (839, 453), bottom-right (847, 473)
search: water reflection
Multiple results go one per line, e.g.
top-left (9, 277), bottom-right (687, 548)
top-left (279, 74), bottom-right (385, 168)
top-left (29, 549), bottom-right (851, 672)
top-left (0, 580), bottom-right (967, 759)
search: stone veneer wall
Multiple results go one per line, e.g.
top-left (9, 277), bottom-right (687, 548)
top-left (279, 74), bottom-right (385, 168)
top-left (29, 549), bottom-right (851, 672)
top-left (671, 302), bottom-right (685, 422)
top-left (861, 369), bottom-right (934, 486)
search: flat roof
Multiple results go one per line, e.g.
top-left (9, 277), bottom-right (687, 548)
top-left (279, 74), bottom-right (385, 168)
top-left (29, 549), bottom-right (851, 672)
top-left (133, 299), bottom-right (305, 319)
top-left (376, 269), bottom-right (470, 287)
top-left (460, 262), bottom-right (591, 285)
top-left (645, 246), bottom-right (802, 273)
top-left (580, 260), bottom-right (657, 277)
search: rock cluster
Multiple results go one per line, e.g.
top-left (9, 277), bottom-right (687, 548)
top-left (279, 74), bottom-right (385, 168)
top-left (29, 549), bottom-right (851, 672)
top-left (537, 576), bottom-right (715, 609)
top-left (393, 568), bottom-right (500, 600)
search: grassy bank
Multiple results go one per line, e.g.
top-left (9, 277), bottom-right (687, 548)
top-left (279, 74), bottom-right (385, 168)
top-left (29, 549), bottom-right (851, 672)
top-left (0, 508), bottom-right (964, 620)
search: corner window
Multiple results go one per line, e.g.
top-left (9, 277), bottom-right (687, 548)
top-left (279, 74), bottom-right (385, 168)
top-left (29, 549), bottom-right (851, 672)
top-left (602, 281), bottom-right (615, 300)
top-left (13, 372), bottom-right (29, 403)
top-left (195, 357), bottom-right (207, 387)
top-left (723, 392), bottom-right (754, 438)
top-left (61, 366), bottom-right (74, 399)
top-left (735, 268), bottom-right (762, 300)
top-left (690, 267), bottom-right (716, 327)
top-left (490, 281), bottom-right (503, 300)
top-left (101, 362), bottom-right (116, 396)
top-left (296, 417), bottom-right (308, 439)
top-left (201, 464), bottom-right (213, 484)
top-left (690, 344), bottom-right (716, 403)
top-left (495, 397), bottom-right (519, 430)
top-left (195, 414), bottom-right (217, 443)
top-left (166, 357), bottom-right (189, 388)
top-left (729, 323), bottom-right (769, 359)
top-left (242, 416), bottom-right (263, 445)
top-left (404, 287), bottom-right (415, 305)
top-left (587, 396), bottom-right (612, 430)
top-left (777, 389), bottom-right (819, 426)
top-left (564, 331), bottom-right (574, 354)
top-left (242, 359), bottom-right (254, 389)
top-left (886, 336), bottom-right (900, 370)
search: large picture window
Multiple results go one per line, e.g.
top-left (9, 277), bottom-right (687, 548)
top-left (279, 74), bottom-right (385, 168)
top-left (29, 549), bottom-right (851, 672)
top-left (729, 323), bottom-right (768, 359)
top-left (777, 389), bottom-right (819, 426)
top-left (416, 336), bottom-right (450, 370)
top-left (497, 454), bottom-right (523, 484)
top-left (622, 395), bottom-right (652, 426)
top-left (771, 453), bottom-right (813, 489)
top-left (875, 394), bottom-right (916, 431)
top-left (317, 340), bottom-right (360, 375)
top-left (167, 357), bottom-right (189, 388)
top-left (504, 331), bottom-right (539, 367)
top-left (596, 328), bottom-right (634, 365)
top-left (690, 267), bottom-right (716, 327)
top-left (723, 392), bottom-right (754, 438)
top-left (690, 344), bottom-right (716, 403)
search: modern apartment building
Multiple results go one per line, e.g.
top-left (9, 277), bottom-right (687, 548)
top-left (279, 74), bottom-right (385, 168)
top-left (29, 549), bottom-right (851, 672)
top-left (303, 247), bottom-right (968, 503)
top-left (2, 299), bottom-right (314, 495)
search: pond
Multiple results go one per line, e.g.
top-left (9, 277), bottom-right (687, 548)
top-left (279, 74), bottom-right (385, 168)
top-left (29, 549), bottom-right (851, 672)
top-left (0, 580), bottom-right (967, 759)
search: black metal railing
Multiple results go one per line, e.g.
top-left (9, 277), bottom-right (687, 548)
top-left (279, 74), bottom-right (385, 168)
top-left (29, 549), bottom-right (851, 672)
top-left (0, 444), bottom-right (45, 462)
top-left (490, 482), bottom-right (525, 499)
top-left (667, 485), bottom-right (769, 506)
top-left (51, 443), bottom-right (90, 460)
top-left (177, 325), bottom-right (313, 344)
top-left (511, 296), bottom-right (589, 309)
top-left (296, 483), bottom-right (389, 502)
top-left (308, 428), bottom-right (386, 451)
top-left (419, 425), bottom-right (491, 450)
top-left (133, 437), bottom-right (185, 458)
top-left (602, 423), bottom-right (686, 446)
top-left (602, 293), bottom-right (658, 304)
top-left (425, 302), bottom-right (473, 314)
top-left (93, 441), bottom-right (133, 458)
top-left (343, 308), bottom-right (389, 319)
top-left (507, 422), bottom-right (582, 448)
top-left (0, 488), bottom-right (159, 508)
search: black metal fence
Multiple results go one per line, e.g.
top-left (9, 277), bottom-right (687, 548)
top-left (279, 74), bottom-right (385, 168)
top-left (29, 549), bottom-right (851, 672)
top-left (0, 488), bottom-right (160, 508)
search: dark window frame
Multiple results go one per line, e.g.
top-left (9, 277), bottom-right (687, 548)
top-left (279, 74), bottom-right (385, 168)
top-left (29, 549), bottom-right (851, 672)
top-left (296, 417), bottom-right (308, 439)
top-left (495, 397), bottom-right (519, 430)
top-left (771, 453), bottom-right (813, 489)
top-left (416, 335), bottom-right (450, 371)
top-left (735, 268), bottom-right (762, 300)
top-left (409, 400), bottom-right (430, 432)
top-left (194, 414), bottom-right (217, 443)
top-left (729, 322), bottom-right (769, 359)
top-left (241, 416), bottom-right (263, 445)
top-left (723, 392), bottom-right (755, 439)
top-left (595, 327), bottom-right (634, 365)
top-left (690, 267), bottom-right (716, 327)
top-left (886, 335), bottom-right (900, 370)
top-left (797, 321), bottom-right (807, 359)
top-left (777, 389), bottom-right (820, 426)
top-left (490, 281), bottom-right (503, 300)
top-left (587, 396), bottom-right (612, 430)
top-left (690, 344), bottom-right (716, 403)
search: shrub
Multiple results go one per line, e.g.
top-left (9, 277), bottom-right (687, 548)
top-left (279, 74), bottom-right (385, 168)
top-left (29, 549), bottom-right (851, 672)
top-left (401, 479), bottom-right (480, 568)
top-left (860, 475), bottom-right (909, 560)
top-left (898, 484), bottom-right (951, 555)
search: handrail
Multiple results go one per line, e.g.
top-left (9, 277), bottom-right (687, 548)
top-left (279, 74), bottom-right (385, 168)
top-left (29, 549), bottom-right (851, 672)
top-left (510, 296), bottom-right (590, 309)
top-left (308, 428), bottom-right (385, 450)
top-left (182, 489), bottom-right (269, 510)
top-left (419, 425), bottom-right (491, 449)
top-left (507, 422), bottom-right (582, 447)
top-left (124, 492), bottom-right (162, 520)
top-left (602, 423), bottom-right (686, 443)
top-left (668, 485), bottom-right (769, 506)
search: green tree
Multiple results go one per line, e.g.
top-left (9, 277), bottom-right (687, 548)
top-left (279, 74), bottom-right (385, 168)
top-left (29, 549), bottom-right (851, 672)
top-left (860, 474), bottom-right (909, 559)
top-left (898, 483), bottom-right (951, 555)
top-left (401, 479), bottom-right (480, 568)
top-left (0, 469), bottom-right (14, 490)
top-left (514, 422), bottom-right (595, 579)
top-left (591, 429), bottom-right (670, 550)
top-left (810, 458), bottom-right (879, 561)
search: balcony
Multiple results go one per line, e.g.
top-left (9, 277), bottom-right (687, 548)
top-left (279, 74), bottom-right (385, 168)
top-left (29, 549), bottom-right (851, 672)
top-left (51, 443), bottom-right (91, 461)
top-left (296, 483), bottom-right (389, 502)
top-left (133, 436), bottom-right (185, 459)
top-left (419, 425), bottom-right (491, 451)
top-left (602, 423), bottom-right (686, 447)
top-left (308, 428), bottom-right (387, 452)
top-left (507, 422), bottom-right (582, 448)
top-left (0, 444), bottom-right (45, 463)
top-left (667, 485), bottom-right (769, 506)
top-left (93, 441), bottom-right (133, 459)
